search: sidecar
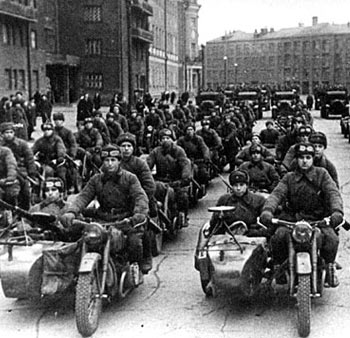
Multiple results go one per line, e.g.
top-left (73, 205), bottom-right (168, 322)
top-left (0, 215), bottom-right (80, 299)
top-left (194, 213), bottom-right (268, 297)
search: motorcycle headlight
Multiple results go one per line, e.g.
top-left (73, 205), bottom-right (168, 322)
top-left (84, 223), bottom-right (103, 245)
top-left (292, 221), bottom-right (312, 243)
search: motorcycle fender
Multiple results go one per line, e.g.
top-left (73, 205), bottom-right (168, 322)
top-left (296, 252), bottom-right (311, 275)
top-left (79, 252), bottom-right (102, 273)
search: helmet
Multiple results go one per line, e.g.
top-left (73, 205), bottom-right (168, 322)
top-left (84, 117), bottom-right (94, 125)
top-left (249, 144), bottom-right (262, 154)
top-left (229, 170), bottom-right (249, 185)
top-left (159, 128), bottom-right (175, 140)
top-left (106, 112), bottom-right (115, 119)
top-left (0, 122), bottom-right (15, 133)
top-left (309, 131), bottom-right (327, 149)
top-left (117, 132), bottom-right (136, 148)
top-left (53, 112), bottom-right (65, 121)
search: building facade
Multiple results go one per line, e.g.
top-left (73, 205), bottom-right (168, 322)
top-left (205, 17), bottom-right (350, 94)
top-left (0, 0), bottom-right (44, 99)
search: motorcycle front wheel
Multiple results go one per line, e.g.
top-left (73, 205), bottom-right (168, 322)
top-left (75, 264), bottom-right (103, 337)
top-left (297, 275), bottom-right (311, 337)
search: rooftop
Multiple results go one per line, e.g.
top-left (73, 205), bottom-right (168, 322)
top-left (208, 22), bottom-right (350, 43)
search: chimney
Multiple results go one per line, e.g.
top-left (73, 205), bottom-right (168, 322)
top-left (312, 16), bottom-right (318, 26)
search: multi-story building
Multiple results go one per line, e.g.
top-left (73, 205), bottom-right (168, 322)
top-left (205, 17), bottom-right (350, 94)
top-left (182, 0), bottom-right (201, 96)
top-left (0, 0), bottom-right (42, 99)
top-left (149, 0), bottom-right (180, 98)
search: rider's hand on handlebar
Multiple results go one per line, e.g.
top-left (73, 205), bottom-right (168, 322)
top-left (260, 210), bottom-right (273, 226)
top-left (330, 211), bottom-right (343, 228)
top-left (60, 212), bottom-right (75, 228)
top-left (114, 218), bottom-right (132, 233)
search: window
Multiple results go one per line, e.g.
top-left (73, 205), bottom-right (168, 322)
top-left (5, 69), bottom-right (12, 90)
top-left (30, 30), bottom-right (37, 49)
top-left (18, 26), bottom-right (24, 47)
top-left (85, 73), bottom-right (103, 89)
top-left (2, 24), bottom-right (10, 45)
top-left (33, 70), bottom-right (39, 90)
top-left (19, 69), bottom-right (25, 90)
top-left (84, 6), bottom-right (102, 22)
top-left (85, 39), bottom-right (102, 55)
top-left (13, 69), bottom-right (18, 89)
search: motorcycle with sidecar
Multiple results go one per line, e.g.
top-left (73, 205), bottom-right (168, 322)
top-left (194, 206), bottom-right (268, 298)
top-left (72, 217), bottom-right (147, 337)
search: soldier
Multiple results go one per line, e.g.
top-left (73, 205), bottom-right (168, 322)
top-left (147, 128), bottom-right (191, 227)
top-left (260, 143), bottom-right (344, 287)
top-left (106, 112), bottom-right (124, 145)
top-left (238, 143), bottom-right (280, 193)
top-left (32, 121), bottom-right (67, 189)
top-left (0, 122), bottom-right (36, 210)
top-left (117, 132), bottom-right (156, 273)
top-left (61, 145), bottom-right (149, 281)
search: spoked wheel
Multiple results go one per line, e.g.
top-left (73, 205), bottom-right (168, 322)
top-left (297, 275), bottom-right (311, 338)
top-left (75, 263), bottom-right (103, 337)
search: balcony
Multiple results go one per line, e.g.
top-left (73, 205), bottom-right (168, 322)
top-left (130, 0), bottom-right (153, 16)
top-left (131, 27), bottom-right (153, 44)
top-left (0, 0), bottom-right (37, 22)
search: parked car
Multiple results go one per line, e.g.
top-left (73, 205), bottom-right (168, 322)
top-left (320, 90), bottom-right (349, 118)
top-left (271, 91), bottom-right (296, 119)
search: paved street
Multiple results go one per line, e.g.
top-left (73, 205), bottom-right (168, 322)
top-left (1, 109), bottom-right (350, 338)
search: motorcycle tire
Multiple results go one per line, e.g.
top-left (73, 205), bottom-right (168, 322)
top-left (297, 275), bottom-right (311, 338)
top-left (200, 278), bottom-right (213, 297)
top-left (75, 264), bottom-right (103, 337)
top-left (151, 229), bottom-right (163, 257)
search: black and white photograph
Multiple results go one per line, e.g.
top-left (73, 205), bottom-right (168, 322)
top-left (1, 0), bottom-right (350, 337)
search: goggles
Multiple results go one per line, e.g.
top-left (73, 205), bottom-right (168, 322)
top-left (44, 180), bottom-right (62, 189)
top-left (101, 150), bottom-right (120, 158)
top-left (298, 144), bottom-right (315, 153)
top-left (298, 127), bottom-right (312, 136)
top-left (251, 150), bottom-right (261, 155)
top-left (295, 119), bottom-right (304, 123)
top-left (43, 127), bottom-right (53, 131)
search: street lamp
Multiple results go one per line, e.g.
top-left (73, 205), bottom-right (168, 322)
top-left (234, 63), bottom-right (238, 85)
top-left (223, 56), bottom-right (228, 89)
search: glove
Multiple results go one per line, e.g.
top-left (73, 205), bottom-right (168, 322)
top-left (260, 210), bottom-right (273, 227)
top-left (60, 212), bottom-right (75, 228)
top-left (330, 211), bottom-right (343, 229)
top-left (115, 218), bottom-right (132, 233)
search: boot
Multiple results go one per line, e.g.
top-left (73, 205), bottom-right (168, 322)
top-left (141, 256), bottom-right (153, 274)
top-left (325, 262), bottom-right (339, 288)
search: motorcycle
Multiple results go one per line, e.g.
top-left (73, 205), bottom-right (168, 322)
top-left (72, 217), bottom-right (147, 337)
top-left (262, 217), bottom-right (338, 338)
top-left (0, 203), bottom-right (78, 299)
top-left (194, 206), bottom-right (268, 298)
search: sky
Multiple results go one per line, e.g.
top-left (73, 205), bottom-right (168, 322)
top-left (198, 0), bottom-right (350, 44)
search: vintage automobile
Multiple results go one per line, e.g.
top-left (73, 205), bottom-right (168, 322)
top-left (320, 90), bottom-right (349, 119)
top-left (236, 91), bottom-right (262, 119)
top-left (271, 91), bottom-right (296, 119)
top-left (195, 91), bottom-right (225, 121)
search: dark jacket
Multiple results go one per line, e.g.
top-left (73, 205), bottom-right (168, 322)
top-left (120, 156), bottom-right (155, 199)
top-left (1, 137), bottom-right (36, 177)
top-left (177, 134), bottom-right (210, 161)
top-left (67, 168), bottom-right (149, 223)
top-left (32, 134), bottom-right (66, 164)
top-left (76, 127), bottom-right (103, 150)
top-left (54, 126), bottom-right (78, 158)
top-left (0, 146), bottom-right (18, 181)
top-left (196, 128), bottom-right (222, 150)
top-left (263, 166), bottom-right (343, 220)
top-left (147, 143), bottom-right (191, 182)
